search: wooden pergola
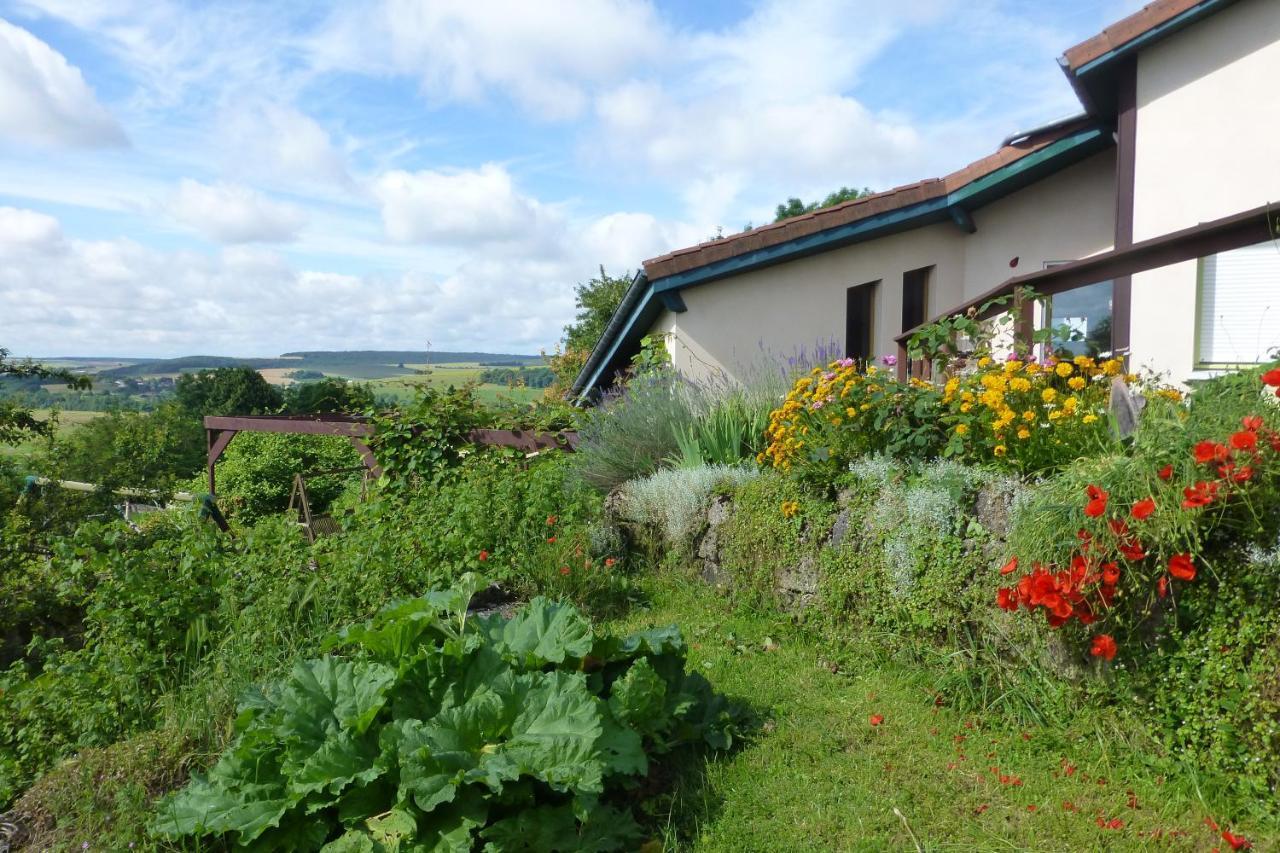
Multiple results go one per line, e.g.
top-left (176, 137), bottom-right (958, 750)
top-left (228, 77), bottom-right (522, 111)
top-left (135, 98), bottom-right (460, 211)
top-left (203, 414), bottom-right (578, 497)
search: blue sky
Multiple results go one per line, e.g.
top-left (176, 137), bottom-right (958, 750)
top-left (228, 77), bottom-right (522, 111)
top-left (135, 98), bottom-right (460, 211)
top-left (0, 0), bottom-right (1143, 358)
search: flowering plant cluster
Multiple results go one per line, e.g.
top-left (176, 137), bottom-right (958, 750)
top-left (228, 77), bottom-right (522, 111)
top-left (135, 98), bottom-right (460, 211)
top-left (995, 369), bottom-right (1280, 661)
top-left (763, 353), bottom-right (1169, 477)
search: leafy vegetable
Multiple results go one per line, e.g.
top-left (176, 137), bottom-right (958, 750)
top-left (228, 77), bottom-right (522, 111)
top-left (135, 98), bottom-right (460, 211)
top-left (155, 574), bottom-right (747, 850)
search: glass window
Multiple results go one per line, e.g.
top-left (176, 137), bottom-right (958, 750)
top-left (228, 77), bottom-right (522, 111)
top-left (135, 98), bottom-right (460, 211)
top-left (1037, 278), bottom-right (1114, 358)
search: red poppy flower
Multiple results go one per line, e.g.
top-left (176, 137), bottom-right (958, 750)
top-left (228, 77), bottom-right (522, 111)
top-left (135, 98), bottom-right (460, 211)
top-left (1158, 463), bottom-right (1173, 480)
top-left (1242, 415), bottom-right (1263, 431)
top-left (1109, 518), bottom-right (1129, 537)
top-left (1168, 553), bottom-right (1196, 581)
top-left (1119, 540), bottom-right (1147, 561)
top-left (604, 557), bottom-right (616, 567)
top-left (1182, 481), bottom-right (1218, 508)
top-left (1222, 830), bottom-right (1252, 850)
top-left (547, 536), bottom-right (557, 543)
top-left (1000, 556), bottom-right (1018, 575)
top-left (1194, 440), bottom-right (1228, 464)
top-left (478, 549), bottom-right (489, 561)
top-left (1234, 465), bottom-right (1254, 483)
top-left (1131, 497), bottom-right (1156, 520)
top-left (1084, 485), bottom-right (1108, 517)
top-left (1090, 634), bottom-right (1118, 661)
top-left (996, 587), bottom-right (1019, 611)
top-left (1262, 368), bottom-right (1280, 387)
top-left (1230, 430), bottom-right (1258, 451)
top-left (869, 714), bottom-right (884, 726)
top-left (559, 566), bottom-right (570, 576)
top-left (546, 515), bottom-right (557, 525)
top-left (1157, 576), bottom-right (1168, 598)
top-left (1102, 563), bottom-right (1120, 585)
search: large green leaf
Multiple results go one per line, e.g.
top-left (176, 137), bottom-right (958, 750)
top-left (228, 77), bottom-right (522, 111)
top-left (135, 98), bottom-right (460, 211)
top-left (278, 658), bottom-right (398, 740)
top-left (153, 778), bottom-right (290, 842)
top-left (291, 730), bottom-right (382, 799)
top-left (485, 598), bottom-right (593, 665)
top-left (486, 671), bottom-right (604, 794)
top-left (607, 657), bottom-right (667, 735)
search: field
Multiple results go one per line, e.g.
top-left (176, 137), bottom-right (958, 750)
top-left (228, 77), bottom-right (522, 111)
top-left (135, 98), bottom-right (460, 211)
top-left (0, 409), bottom-right (99, 465)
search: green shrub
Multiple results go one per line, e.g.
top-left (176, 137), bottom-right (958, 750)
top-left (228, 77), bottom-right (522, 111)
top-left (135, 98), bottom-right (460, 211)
top-left (212, 431), bottom-right (364, 520)
top-left (574, 371), bottom-right (698, 492)
top-left (155, 576), bottom-right (746, 850)
top-left (616, 464), bottom-right (758, 550)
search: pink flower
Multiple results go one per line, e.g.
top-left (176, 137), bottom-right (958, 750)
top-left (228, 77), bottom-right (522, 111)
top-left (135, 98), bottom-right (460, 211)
top-left (881, 354), bottom-right (898, 366)
top-left (836, 357), bottom-right (855, 368)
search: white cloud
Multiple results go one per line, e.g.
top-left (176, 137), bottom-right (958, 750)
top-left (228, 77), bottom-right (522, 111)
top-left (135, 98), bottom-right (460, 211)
top-left (373, 163), bottom-right (556, 246)
top-left (169, 179), bottom-right (307, 244)
top-left (0, 18), bottom-right (126, 147)
top-left (313, 0), bottom-right (663, 120)
top-left (0, 206), bottom-right (64, 250)
top-left (220, 102), bottom-right (351, 188)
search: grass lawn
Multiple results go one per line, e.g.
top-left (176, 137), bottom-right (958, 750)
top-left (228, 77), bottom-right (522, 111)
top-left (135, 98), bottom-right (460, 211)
top-left (608, 576), bottom-right (1275, 852)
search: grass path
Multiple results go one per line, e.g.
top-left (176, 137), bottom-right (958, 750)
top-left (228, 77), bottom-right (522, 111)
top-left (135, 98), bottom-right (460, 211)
top-left (607, 577), bottom-right (1274, 851)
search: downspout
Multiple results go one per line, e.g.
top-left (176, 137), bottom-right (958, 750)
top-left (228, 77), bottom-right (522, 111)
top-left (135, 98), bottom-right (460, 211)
top-left (569, 268), bottom-right (649, 402)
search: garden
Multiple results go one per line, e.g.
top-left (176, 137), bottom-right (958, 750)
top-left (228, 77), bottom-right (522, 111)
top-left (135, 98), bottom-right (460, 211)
top-left (1, 307), bottom-right (1279, 851)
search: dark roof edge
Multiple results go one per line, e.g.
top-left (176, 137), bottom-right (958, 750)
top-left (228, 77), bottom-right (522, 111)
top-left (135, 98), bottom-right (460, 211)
top-left (569, 268), bottom-right (648, 401)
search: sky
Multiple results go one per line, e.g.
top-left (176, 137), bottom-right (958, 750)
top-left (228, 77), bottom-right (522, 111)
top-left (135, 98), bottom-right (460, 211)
top-left (0, 0), bottom-right (1146, 358)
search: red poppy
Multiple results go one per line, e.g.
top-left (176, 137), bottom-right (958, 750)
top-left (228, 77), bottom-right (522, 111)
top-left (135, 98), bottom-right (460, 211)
top-left (1157, 576), bottom-right (1168, 598)
top-left (559, 566), bottom-right (570, 576)
top-left (546, 515), bottom-right (557, 525)
top-left (1119, 540), bottom-right (1147, 561)
top-left (1222, 830), bottom-right (1252, 850)
top-left (869, 714), bottom-right (884, 726)
top-left (1242, 415), bottom-right (1263, 431)
top-left (1084, 484), bottom-right (1108, 518)
top-left (1000, 556), bottom-right (1018, 575)
top-left (1262, 368), bottom-right (1280, 387)
top-left (1102, 563), bottom-right (1120, 586)
top-left (1109, 518), bottom-right (1129, 537)
top-left (547, 536), bottom-right (557, 543)
top-left (1090, 634), bottom-right (1118, 661)
top-left (1234, 465), bottom-right (1254, 483)
top-left (996, 587), bottom-right (1018, 611)
top-left (1182, 481), bottom-right (1218, 508)
top-left (1230, 430), bottom-right (1258, 451)
top-left (1168, 553), bottom-right (1196, 581)
top-left (478, 549), bottom-right (489, 561)
top-left (1158, 463), bottom-right (1173, 480)
top-left (1131, 497), bottom-right (1156, 520)
top-left (1194, 440), bottom-right (1228, 464)
top-left (604, 557), bottom-right (616, 567)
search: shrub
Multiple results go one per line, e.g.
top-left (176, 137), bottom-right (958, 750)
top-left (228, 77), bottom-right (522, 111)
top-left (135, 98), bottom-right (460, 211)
top-left (616, 464), bottom-right (759, 548)
top-left (574, 371), bottom-right (698, 491)
top-left (211, 431), bottom-right (363, 520)
top-left (763, 354), bottom-right (1172, 480)
top-left (155, 576), bottom-right (746, 850)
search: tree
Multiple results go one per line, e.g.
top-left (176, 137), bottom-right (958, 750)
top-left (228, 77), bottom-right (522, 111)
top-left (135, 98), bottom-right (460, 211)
top-left (547, 266), bottom-right (632, 395)
top-left (175, 367), bottom-right (283, 417)
top-left (44, 403), bottom-right (206, 492)
top-left (282, 378), bottom-right (375, 414)
top-left (0, 347), bottom-right (91, 445)
top-left (773, 186), bottom-right (873, 223)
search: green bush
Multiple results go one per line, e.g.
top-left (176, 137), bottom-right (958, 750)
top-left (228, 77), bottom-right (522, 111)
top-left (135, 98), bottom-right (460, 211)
top-left (574, 371), bottom-right (698, 492)
top-left (212, 431), bottom-right (364, 520)
top-left (155, 577), bottom-right (746, 850)
top-left (616, 463), bottom-right (758, 549)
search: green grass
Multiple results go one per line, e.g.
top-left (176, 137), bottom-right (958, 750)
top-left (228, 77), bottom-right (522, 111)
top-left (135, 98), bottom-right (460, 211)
top-left (0, 409), bottom-right (98, 464)
top-left (609, 575), bottom-right (1277, 852)
top-left (370, 365), bottom-right (543, 406)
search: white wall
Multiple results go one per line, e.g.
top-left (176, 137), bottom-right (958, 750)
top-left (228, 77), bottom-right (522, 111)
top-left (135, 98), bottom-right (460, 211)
top-left (1130, 0), bottom-right (1280, 381)
top-left (646, 150), bottom-right (1116, 385)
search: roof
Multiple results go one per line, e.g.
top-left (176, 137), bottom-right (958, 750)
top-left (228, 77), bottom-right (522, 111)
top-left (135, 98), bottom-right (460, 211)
top-left (1062, 0), bottom-right (1233, 72)
top-left (642, 118), bottom-right (1097, 283)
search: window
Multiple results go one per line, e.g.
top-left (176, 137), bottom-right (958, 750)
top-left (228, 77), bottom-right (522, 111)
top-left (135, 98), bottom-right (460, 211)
top-left (846, 281), bottom-right (877, 363)
top-left (902, 266), bottom-right (931, 333)
top-left (1197, 241), bottom-right (1280, 366)
top-left (1037, 267), bottom-right (1113, 358)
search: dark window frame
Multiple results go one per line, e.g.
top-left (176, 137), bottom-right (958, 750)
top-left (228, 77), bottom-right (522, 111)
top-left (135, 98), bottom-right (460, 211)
top-left (846, 281), bottom-right (878, 365)
top-left (901, 266), bottom-right (932, 334)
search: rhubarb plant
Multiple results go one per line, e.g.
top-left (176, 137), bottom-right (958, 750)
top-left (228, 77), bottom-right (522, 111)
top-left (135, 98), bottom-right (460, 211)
top-left (154, 575), bottom-right (745, 850)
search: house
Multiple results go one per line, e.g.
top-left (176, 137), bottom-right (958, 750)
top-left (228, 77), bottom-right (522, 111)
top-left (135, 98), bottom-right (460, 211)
top-left (574, 0), bottom-right (1280, 398)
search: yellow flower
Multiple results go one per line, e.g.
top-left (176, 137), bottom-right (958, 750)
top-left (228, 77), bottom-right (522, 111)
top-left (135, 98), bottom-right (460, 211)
top-left (993, 445), bottom-right (1007, 457)
top-left (1017, 427), bottom-right (1031, 440)
top-left (1156, 388), bottom-right (1183, 402)
top-left (955, 424), bottom-right (969, 436)
top-left (1022, 410), bottom-right (1035, 422)
top-left (1062, 396), bottom-right (1078, 414)
top-left (1082, 414), bottom-right (1099, 424)
top-left (1068, 376), bottom-right (1086, 391)
top-left (1024, 362), bottom-right (1040, 375)
top-left (1055, 362), bottom-right (1074, 377)
top-left (1004, 360), bottom-right (1023, 373)
top-left (978, 356), bottom-right (993, 368)
top-left (1041, 388), bottom-right (1057, 403)
top-left (1009, 377), bottom-right (1031, 392)
top-left (846, 407), bottom-right (856, 417)
top-left (1101, 359), bottom-right (1122, 376)
top-left (1073, 355), bottom-right (1095, 368)
top-left (1048, 410), bottom-right (1063, 421)
top-left (781, 500), bottom-right (799, 518)
top-left (960, 402), bottom-right (972, 413)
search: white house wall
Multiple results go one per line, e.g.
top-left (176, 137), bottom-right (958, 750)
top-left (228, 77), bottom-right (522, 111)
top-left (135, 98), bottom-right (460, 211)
top-left (1130, 0), bottom-right (1280, 381)
top-left (647, 150), bottom-right (1116, 386)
